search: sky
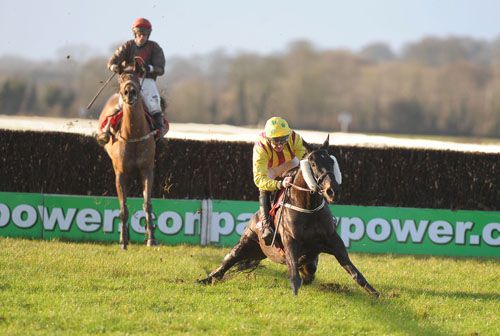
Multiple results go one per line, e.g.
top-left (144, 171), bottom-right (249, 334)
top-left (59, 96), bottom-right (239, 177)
top-left (2, 0), bottom-right (500, 62)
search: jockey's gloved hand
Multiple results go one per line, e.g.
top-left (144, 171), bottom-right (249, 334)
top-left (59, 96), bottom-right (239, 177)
top-left (281, 176), bottom-right (292, 188)
top-left (110, 64), bottom-right (121, 73)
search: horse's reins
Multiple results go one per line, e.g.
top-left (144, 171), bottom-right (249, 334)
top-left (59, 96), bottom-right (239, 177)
top-left (278, 167), bottom-right (334, 214)
top-left (271, 187), bottom-right (289, 246)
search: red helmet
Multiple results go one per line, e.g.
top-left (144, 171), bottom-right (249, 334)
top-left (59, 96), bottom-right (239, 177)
top-left (132, 18), bottom-right (152, 34)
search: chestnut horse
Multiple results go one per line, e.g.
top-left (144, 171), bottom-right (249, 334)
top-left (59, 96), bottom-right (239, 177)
top-left (99, 68), bottom-right (157, 249)
top-left (199, 136), bottom-right (379, 297)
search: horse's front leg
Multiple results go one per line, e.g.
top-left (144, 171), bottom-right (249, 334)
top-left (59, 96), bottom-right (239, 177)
top-left (324, 231), bottom-right (380, 297)
top-left (283, 238), bottom-right (302, 295)
top-left (115, 172), bottom-right (129, 250)
top-left (141, 168), bottom-right (157, 247)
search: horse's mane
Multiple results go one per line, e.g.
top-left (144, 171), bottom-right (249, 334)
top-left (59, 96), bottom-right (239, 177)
top-left (281, 166), bottom-right (300, 180)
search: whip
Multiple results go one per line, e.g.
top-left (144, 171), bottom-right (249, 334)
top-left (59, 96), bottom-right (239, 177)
top-left (86, 72), bottom-right (116, 110)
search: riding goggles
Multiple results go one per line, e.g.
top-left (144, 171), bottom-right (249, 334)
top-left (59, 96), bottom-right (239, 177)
top-left (269, 135), bottom-right (289, 145)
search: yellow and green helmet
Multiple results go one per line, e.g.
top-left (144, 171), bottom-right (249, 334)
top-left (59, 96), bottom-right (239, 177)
top-left (264, 117), bottom-right (291, 139)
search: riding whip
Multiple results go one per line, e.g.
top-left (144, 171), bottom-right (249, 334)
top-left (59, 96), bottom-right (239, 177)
top-left (86, 72), bottom-right (116, 110)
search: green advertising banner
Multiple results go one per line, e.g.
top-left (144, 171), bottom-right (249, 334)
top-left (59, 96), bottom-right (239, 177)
top-left (0, 192), bottom-right (43, 239)
top-left (208, 200), bottom-right (500, 258)
top-left (331, 205), bottom-right (500, 258)
top-left (0, 192), bottom-right (202, 245)
top-left (0, 191), bottom-right (499, 257)
top-left (209, 199), bottom-right (257, 246)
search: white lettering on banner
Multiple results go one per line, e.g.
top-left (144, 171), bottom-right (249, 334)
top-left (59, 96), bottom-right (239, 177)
top-left (483, 223), bottom-right (500, 246)
top-left (103, 209), bottom-right (120, 233)
top-left (76, 209), bottom-right (101, 232)
top-left (455, 221), bottom-right (474, 244)
top-left (185, 212), bottom-right (200, 235)
top-left (1, 199), bottom-right (498, 253)
top-left (0, 204), bottom-right (10, 227)
top-left (130, 211), bottom-right (147, 234)
top-left (428, 220), bottom-right (453, 244)
top-left (366, 218), bottom-right (391, 241)
top-left (210, 212), bottom-right (234, 243)
top-left (236, 213), bottom-right (253, 235)
top-left (12, 205), bottom-right (37, 228)
top-left (38, 206), bottom-right (76, 231)
top-left (340, 217), bottom-right (364, 247)
top-left (157, 211), bottom-right (182, 235)
top-left (391, 219), bottom-right (429, 243)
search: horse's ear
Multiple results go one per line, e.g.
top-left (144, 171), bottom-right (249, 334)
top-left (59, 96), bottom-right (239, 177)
top-left (321, 134), bottom-right (330, 149)
top-left (302, 139), bottom-right (314, 153)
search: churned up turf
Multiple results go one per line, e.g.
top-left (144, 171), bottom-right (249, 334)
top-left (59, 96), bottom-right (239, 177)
top-left (0, 238), bottom-right (498, 335)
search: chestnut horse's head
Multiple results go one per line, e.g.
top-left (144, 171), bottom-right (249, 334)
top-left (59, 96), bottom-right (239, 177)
top-left (117, 57), bottom-right (147, 106)
top-left (118, 71), bottom-right (141, 106)
top-left (301, 135), bottom-right (342, 204)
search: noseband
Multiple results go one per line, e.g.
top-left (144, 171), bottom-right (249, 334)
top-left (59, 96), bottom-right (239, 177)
top-left (291, 155), bottom-right (336, 194)
top-left (116, 76), bottom-right (156, 143)
top-left (315, 170), bottom-right (336, 189)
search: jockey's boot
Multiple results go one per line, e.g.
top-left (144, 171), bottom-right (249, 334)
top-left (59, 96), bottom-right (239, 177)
top-left (96, 105), bottom-right (120, 146)
top-left (259, 190), bottom-right (274, 246)
top-left (96, 120), bottom-right (111, 146)
top-left (152, 112), bottom-right (165, 140)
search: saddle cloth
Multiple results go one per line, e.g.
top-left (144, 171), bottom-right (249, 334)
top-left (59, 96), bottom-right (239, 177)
top-left (98, 109), bottom-right (170, 138)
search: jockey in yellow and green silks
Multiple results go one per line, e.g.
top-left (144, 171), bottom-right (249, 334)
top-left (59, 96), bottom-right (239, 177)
top-left (252, 116), bottom-right (307, 245)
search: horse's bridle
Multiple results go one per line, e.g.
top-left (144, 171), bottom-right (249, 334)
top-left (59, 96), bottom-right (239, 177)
top-left (315, 170), bottom-right (336, 190)
top-left (290, 154), bottom-right (336, 194)
top-left (116, 76), bottom-right (155, 143)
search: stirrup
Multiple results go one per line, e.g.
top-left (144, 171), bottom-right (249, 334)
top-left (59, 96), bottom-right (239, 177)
top-left (154, 127), bottom-right (165, 141)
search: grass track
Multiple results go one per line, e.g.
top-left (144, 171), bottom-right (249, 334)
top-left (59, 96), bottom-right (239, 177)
top-left (0, 238), bottom-right (498, 335)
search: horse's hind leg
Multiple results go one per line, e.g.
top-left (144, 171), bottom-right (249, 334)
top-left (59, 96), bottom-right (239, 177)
top-left (116, 173), bottom-right (130, 250)
top-left (141, 169), bottom-right (157, 246)
top-left (198, 231), bottom-right (265, 284)
top-left (325, 232), bottom-right (379, 297)
top-left (298, 254), bottom-right (319, 285)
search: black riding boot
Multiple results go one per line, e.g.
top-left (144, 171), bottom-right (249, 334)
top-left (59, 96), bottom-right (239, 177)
top-left (259, 190), bottom-right (274, 245)
top-left (152, 112), bottom-right (165, 138)
top-left (96, 105), bottom-right (121, 146)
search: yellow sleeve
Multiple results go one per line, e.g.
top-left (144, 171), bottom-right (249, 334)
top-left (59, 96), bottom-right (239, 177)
top-left (252, 143), bottom-right (281, 191)
top-left (292, 132), bottom-right (307, 160)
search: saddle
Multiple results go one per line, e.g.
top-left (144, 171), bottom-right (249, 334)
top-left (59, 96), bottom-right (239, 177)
top-left (98, 105), bottom-right (170, 139)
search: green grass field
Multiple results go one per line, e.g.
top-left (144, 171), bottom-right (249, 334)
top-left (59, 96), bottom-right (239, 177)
top-left (0, 238), bottom-right (498, 335)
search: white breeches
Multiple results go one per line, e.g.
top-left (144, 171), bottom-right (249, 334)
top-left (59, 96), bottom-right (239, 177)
top-left (267, 157), bottom-right (299, 179)
top-left (118, 78), bottom-right (162, 115)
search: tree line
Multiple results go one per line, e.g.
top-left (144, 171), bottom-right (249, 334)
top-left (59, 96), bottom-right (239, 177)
top-left (1, 35), bottom-right (500, 137)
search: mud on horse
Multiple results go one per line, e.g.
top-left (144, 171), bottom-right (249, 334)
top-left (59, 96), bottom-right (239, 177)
top-left (98, 65), bottom-right (158, 249)
top-left (199, 136), bottom-right (379, 297)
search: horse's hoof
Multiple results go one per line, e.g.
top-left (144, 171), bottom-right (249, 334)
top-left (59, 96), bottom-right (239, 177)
top-left (290, 277), bottom-right (302, 296)
top-left (146, 239), bottom-right (158, 247)
top-left (197, 277), bottom-right (212, 285)
top-left (302, 274), bottom-right (315, 285)
top-left (120, 243), bottom-right (128, 250)
top-left (364, 284), bottom-right (380, 298)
